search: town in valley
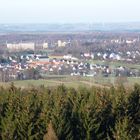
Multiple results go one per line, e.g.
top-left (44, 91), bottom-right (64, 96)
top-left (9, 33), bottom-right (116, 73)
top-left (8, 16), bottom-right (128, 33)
top-left (0, 25), bottom-right (140, 87)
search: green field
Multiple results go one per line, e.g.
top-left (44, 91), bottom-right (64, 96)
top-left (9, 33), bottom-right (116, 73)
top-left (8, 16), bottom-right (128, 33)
top-left (0, 75), bottom-right (140, 89)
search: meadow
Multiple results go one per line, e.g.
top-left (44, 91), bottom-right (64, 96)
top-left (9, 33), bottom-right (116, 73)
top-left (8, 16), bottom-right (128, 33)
top-left (0, 75), bottom-right (140, 89)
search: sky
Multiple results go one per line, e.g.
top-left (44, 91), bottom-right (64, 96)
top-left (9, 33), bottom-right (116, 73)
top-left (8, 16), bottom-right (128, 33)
top-left (0, 0), bottom-right (139, 23)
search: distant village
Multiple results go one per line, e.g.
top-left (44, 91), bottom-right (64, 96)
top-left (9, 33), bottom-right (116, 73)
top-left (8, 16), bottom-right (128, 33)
top-left (0, 32), bottom-right (140, 82)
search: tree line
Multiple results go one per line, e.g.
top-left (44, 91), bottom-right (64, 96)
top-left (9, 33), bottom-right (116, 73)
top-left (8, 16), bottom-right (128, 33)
top-left (0, 83), bottom-right (139, 140)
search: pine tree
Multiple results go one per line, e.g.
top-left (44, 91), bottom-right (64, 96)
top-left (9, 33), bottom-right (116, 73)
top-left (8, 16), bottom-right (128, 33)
top-left (111, 117), bottom-right (132, 140)
top-left (0, 105), bottom-right (17, 140)
top-left (126, 84), bottom-right (140, 139)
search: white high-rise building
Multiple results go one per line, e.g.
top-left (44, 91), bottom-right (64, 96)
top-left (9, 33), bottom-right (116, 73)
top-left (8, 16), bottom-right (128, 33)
top-left (43, 43), bottom-right (48, 49)
top-left (7, 43), bottom-right (35, 51)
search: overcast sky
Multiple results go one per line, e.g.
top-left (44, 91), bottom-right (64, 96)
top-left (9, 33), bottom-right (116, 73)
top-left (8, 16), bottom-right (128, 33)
top-left (0, 0), bottom-right (139, 23)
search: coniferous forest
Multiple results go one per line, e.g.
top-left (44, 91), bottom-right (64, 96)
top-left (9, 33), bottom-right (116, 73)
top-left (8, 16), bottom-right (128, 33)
top-left (0, 83), bottom-right (140, 140)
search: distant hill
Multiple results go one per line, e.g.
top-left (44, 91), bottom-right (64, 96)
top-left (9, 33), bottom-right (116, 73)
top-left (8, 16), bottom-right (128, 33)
top-left (0, 23), bottom-right (140, 33)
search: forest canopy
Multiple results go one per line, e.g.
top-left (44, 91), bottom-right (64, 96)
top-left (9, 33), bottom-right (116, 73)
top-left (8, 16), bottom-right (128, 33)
top-left (0, 84), bottom-right (139, 140)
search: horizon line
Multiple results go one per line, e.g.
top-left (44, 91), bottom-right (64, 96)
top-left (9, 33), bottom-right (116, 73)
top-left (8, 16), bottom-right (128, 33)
top-left (1, 21), bottom-right (140, 25)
